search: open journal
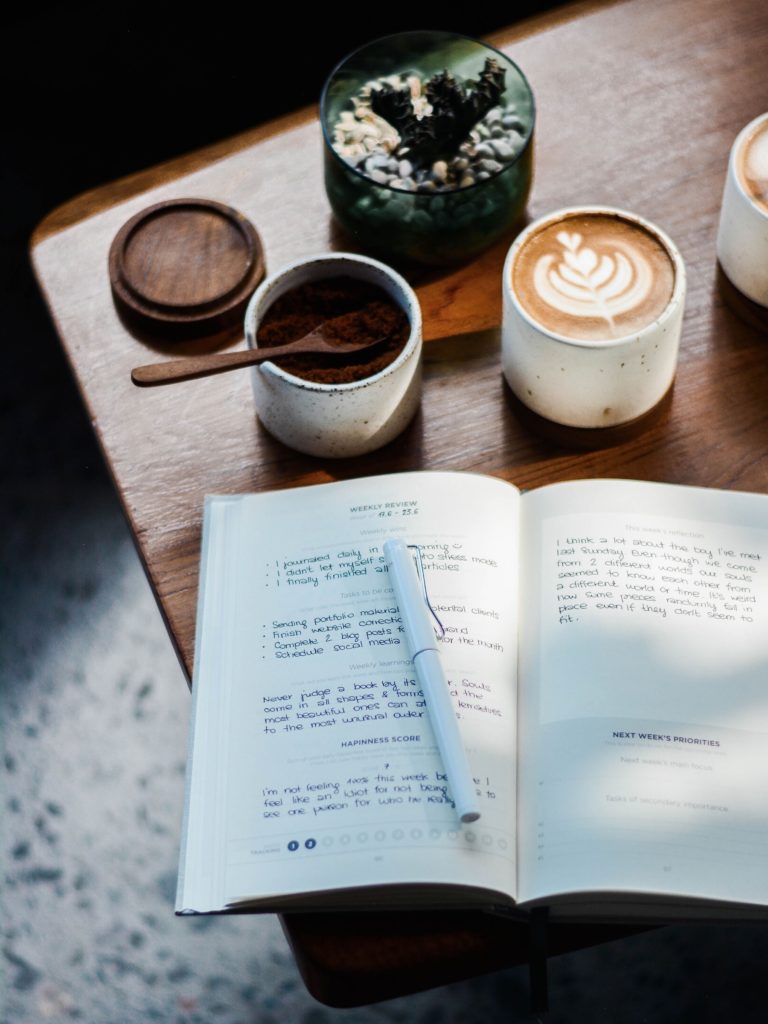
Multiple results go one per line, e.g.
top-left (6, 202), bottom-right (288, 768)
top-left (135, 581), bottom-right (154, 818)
top-left (176, 472), bottom-right (768, 921)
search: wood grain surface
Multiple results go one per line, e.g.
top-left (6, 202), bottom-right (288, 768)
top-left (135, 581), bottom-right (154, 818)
top-left (30, 0), bottom-right (768, 1005)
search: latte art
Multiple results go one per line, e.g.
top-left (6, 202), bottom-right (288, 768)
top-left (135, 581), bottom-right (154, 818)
top-left (533, 231), bottom-right (653, 331)
top-left (512, 212), bottom-right (676, 341)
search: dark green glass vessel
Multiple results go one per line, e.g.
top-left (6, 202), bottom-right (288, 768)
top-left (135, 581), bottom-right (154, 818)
top-left (320, 31), bottom-right (535, 267)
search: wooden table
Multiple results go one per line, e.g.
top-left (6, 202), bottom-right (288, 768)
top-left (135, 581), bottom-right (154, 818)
top-left (31, 0), bottom-right (768, 1007)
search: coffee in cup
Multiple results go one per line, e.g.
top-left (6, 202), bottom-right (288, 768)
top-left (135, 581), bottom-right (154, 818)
top-left (717, 112), bottom-right (768, 313)
top-left (502, 207), bottom-right (686, 429)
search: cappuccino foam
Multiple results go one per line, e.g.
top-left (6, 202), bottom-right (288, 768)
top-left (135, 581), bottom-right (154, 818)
top-left (737, 116), bottom-right (768, 214)
top-left (511, 212), bottom-right (676, 341)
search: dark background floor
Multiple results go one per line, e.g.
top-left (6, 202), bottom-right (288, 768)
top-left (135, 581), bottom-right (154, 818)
top-left (5, 4), bottom-right (768, 1022)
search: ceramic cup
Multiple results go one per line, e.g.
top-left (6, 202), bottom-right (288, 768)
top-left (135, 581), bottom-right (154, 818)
top-left (717, 112), bottom-right (768, 309)
top-left (244, 252), bottom-right (422, 457)
top-left (501, 206), bottom-right (686, 429)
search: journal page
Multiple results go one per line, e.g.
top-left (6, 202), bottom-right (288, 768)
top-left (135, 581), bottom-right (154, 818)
top-left (177, 472), bottom-right (520, 913)
top-left (517, 479), bottom-right (768, 910)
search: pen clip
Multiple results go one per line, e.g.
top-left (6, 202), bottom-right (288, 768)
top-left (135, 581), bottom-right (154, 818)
top-left (407, 544), bottom-right (445, 640)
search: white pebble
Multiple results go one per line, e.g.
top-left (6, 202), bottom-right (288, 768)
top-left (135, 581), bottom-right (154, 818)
top-left (431, 160), bottom-right (448, 182)
top-left (490, 140), bottom-right (516, 160)
top-left (479, 158), bottom-right (503, 174)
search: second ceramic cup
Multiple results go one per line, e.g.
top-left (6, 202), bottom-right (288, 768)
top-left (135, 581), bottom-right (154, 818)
top-left (502, 206), bottom-right (686, 429)
top-left (717, 111), bottom-right (768, 309)
top-left (245, 253), bottom-right (422, 458)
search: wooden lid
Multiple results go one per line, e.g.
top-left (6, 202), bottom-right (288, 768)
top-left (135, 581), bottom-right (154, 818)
top-left (108, 198), bottom-right (265, 339)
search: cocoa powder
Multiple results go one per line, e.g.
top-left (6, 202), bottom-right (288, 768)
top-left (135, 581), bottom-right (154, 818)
top-left (256, 277), bottom-right (410, 384)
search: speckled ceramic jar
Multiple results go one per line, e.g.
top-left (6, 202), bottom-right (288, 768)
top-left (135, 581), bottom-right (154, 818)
top-left (245, 253), bottom-right (422, 457)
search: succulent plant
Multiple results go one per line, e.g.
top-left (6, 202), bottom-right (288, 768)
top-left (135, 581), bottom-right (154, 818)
top-left (370, 57), bottom-right (506, 167)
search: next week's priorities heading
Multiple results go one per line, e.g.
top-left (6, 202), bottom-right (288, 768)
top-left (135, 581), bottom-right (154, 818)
top-left (613, 731), bottom-right (721, 748)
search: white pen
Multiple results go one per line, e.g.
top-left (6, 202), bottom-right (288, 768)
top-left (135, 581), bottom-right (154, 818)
top-left (384, 538), bottom-right (480, 824)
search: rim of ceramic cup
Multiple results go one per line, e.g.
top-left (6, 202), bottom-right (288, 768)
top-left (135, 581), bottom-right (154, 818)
top-left (319, 29), bottom-right (535, 197)
top-left (503, 205), bottom-right (686, 349)
top-left (245, 252), bottom-right (422, 392)
top-left (730, 111), bottom-right (768, 223)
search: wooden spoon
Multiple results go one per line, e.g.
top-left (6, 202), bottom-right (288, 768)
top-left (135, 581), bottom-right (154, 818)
top-left (131, 313), bottom-right (390, 387)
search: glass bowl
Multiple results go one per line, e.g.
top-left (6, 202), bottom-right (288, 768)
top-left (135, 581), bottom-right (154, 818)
top-left (320, 30), bottom-right (535, 267)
